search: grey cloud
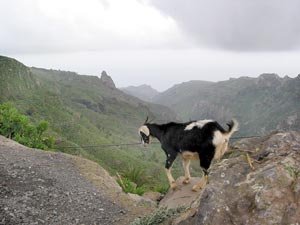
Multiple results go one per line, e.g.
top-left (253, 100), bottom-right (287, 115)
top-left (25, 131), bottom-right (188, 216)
top-left (0, 0), bottom-right (119, 54)
top-left (1, 0), bottom-right (180, 54)
top-left (150, 0), bottom-right (300, 51)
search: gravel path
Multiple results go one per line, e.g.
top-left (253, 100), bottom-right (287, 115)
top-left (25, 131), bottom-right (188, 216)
top-left (0, 136), bottom-right (142, 225)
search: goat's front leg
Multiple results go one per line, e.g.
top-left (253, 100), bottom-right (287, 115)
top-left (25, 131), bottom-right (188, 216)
top-left (182, 158), bottom-right (191, 184)
top-left (165, 151), bottom-right (177, 190)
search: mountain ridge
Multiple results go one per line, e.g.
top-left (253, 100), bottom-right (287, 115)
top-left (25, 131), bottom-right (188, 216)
top-left (121, 84), bottom-right (160, 102)
top-left (153, 73), bottom-right (300, 136)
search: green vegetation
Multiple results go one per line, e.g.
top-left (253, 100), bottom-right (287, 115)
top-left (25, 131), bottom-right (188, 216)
top-left (130, 206), bottom-right (187, 225)
top-left (116, 174), bottom-right (146, 196)
top-left (120, 166), bottom-right (153, 188)
top-left (284, 166), bottom-right (300, 178)
top-left (116, 165), bottom-right (171, 195)
top-left (0, 102), bottom-right (54, 149)
top-left (152, 185), bottom-right (169, 195)
top-left (0, 55), bottom-right (183, 193)
top-left (116, 166), bottom-right (151, 195)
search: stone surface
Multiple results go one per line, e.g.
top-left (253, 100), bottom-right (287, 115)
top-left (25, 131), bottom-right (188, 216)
top-left (143, 191), bottom-right (163, 202)
top-left (100, 71), bottom-right (116, 89)
top-left (175, 131), bottom-right (300, 225)
top-left (0, 136), bottom-right (153, 225)
top-left (127, 193), bottom-right (157, 207)
top-left (159, 177), bottom-right (203, 209)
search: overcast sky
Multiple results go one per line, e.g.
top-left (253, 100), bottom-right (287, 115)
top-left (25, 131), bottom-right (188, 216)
top-left (1, 0), bottom-right (300, 91)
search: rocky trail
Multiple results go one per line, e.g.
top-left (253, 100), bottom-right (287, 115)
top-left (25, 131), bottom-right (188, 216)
top-left (0, 136), bottom-right (152, 225)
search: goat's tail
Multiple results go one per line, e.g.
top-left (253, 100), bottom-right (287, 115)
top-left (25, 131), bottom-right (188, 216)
top-left (225, 119), bottom-right (239, 138)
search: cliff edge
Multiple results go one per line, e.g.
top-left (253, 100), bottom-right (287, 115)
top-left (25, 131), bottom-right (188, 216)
top-left (157, 131), bottom-right (300, 225)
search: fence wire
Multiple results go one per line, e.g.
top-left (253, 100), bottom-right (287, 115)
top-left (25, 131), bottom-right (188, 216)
top-left (55, 135), bottom-right (261, 150)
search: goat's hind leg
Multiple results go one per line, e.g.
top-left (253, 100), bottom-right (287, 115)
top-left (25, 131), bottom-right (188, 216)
top-left (182, 158), bottom-right (191, 184)
top-left (192, 154), bottom-right (210, 191)
top-left (192, 174), bottom-right (208, 192)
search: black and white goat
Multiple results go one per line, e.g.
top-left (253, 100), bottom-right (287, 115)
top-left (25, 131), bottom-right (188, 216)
top-left (139, 118), bottom-right (239, 191)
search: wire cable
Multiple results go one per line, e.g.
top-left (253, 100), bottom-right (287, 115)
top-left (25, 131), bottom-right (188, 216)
top-left (55, 135), bottom-right (261, 149)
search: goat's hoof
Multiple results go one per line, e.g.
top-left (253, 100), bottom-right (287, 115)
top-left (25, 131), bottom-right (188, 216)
top-left (192, 183), bottom-right (205, 192)
top-left (171, 182), bottom-right (177, 190)
top-left (192, 185), bottom-right (200, 192)
top-left (192, 185), bottom-right (198, 192)
top-left (183, 179), bottom-right (190, 184)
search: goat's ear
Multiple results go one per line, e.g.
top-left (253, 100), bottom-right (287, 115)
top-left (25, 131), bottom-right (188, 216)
top-left (144, 116), bottom-right (149, 124)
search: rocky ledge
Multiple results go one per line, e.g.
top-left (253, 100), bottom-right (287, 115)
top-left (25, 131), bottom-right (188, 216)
top-left (158, 131), bottom-right (300, 225)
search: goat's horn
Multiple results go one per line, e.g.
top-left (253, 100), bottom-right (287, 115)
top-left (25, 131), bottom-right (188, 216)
top-left (144, 116), bottom-right (149, 124)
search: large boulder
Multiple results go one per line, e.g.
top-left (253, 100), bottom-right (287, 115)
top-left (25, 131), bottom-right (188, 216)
top-left (161, 131), bottom-right (300, 225)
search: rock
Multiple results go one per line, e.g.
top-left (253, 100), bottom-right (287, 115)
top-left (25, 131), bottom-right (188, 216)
top-left (256, 73), bottom-right (282, 87)
top-left (159, 177), bottom-right (204, 209)
top-left (0, 135), bottom-right (155, 225)
top-left (128, 193), bottom-right (157, 207)
top-left (142, 191), bottom-right (163, 202)
top-left (176, 131), bottom-right (300, 225)
top-left (100, 71), bottom-right (116, 89)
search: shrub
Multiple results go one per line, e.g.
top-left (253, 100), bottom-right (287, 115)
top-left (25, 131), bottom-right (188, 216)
top-left (152, 185), bottom-right (169, 195)
top-left (116, 175), bottom-right (146, 196)
top-left (0, 102), bottom-right (54, 149)
top-left (120, 166), bottom-right (153, 188)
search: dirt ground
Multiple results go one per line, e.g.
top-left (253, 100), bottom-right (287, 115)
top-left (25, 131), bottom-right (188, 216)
top-left (0, 136), bottom-right (153, 225)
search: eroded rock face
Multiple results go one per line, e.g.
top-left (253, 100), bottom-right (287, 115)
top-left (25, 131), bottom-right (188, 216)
top-left (100, 71), bottom-right (116, 89)
top-left (174, 131), bottom-right (300, 225)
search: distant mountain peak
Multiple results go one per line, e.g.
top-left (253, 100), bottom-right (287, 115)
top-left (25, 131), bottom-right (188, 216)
top-left (257, 73), bottom-right (282, 87)
top-left (258, 73), bottom-right (280, 79)
top-left (120, 84), bottom-right (159, 102)
top-left (100, 71), bottom-right (115, 89)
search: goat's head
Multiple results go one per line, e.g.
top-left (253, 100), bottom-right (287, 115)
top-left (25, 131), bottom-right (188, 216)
top-left (138, 117), bottom-right (152, 146)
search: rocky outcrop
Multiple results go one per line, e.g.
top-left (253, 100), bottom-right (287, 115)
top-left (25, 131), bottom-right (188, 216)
top-left (100, 71), bottom-right (116, 89)
top-left (160, 131), bottom-right (300, 225)
top-left (256, 73), bottom-right (283, 87)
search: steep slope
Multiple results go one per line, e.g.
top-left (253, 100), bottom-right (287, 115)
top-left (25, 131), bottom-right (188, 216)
top-left (154, 74), bottom-right (300, 136)
top-left (134, 131), bottom-right (300, 225)
top-left (153, 80), bottom-right (214, 119)
top-left (121, 84), bottom-right (160, 102)
top-left (0, 135), bottom-right (153, 225)
top-left (0, 55), bottom-right (178, 186)
top-left (0, 56), bottom-right (38, 100)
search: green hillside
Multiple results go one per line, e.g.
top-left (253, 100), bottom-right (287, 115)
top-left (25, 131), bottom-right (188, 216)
top-left (0, 55), bottom-right (180, 189)
top-left (154, 74), bottom-right (300, 136)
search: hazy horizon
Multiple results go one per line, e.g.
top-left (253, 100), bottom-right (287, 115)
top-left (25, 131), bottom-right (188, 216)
top-left (4, 52), bottom-right (299, 92)
top-left (2, 0), bottom-right (300, 91)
